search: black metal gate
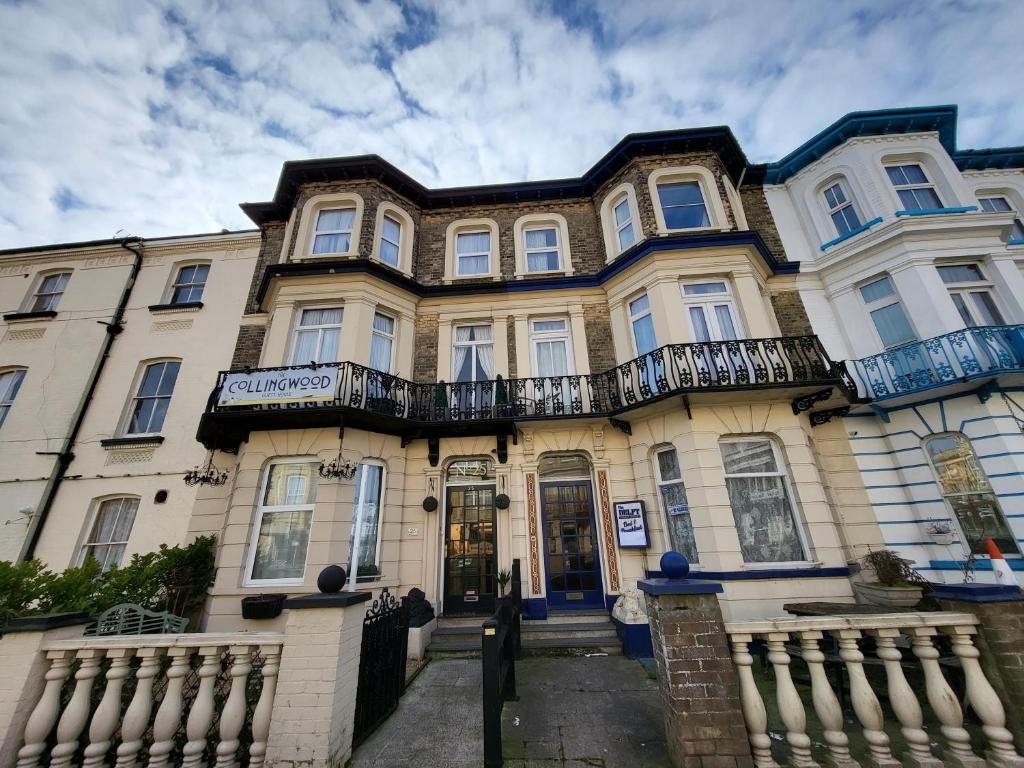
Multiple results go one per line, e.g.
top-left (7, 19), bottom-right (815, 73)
top-left (352, 588), bottom-right (410, 747)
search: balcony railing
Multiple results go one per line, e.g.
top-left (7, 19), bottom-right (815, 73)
top-left (851, 324), bottom-right (1024, 401)
top-left (199, 335), bottom-right (851, 446)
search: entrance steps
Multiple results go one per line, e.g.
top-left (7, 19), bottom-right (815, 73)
top-left (427, 609), bottom-right (621, 657)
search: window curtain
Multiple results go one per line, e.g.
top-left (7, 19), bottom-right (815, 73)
top-left (476, 338), bottom-right (495, 380)
top-left (452, 326), bottom-right (472, 381)
top-left (349, 463), bottom-right (384, 582)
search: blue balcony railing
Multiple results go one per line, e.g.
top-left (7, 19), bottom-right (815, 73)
top-left (851, 325), bottom-right (1024, 401)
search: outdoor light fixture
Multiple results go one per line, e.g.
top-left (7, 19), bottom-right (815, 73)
top-left (184, 451), bottom-right (230, 487)
top-left (320, 423), bottom-right (357, 480)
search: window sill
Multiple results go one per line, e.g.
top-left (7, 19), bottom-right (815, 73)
top-left (514, 269), bottom-right (574, 279)
top-left (3, 310), bottom-right (58, 322)
top-left (819, 216), bottom-right (884, 251)
top-left (293, 251), bottom-right (358, 262)
top-left (742, 560), bottom-right (822, 571)
top-left (895, 205), bottom-right (978, 217)
top-left (149, 301), bottom-right (203, 313)
top-left (443, 274), bottom-right (501, 284)
top-left (1008, 239), bottom-right (1024, 247)
top-left (100, 435), bottom-right (165, 450)
top-left (656, 225), bottom-right (731, 236)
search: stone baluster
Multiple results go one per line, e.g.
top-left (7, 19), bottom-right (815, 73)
top-left (147, 647), bottom-right (191, 768)
top-left (115, 647), bottom-right (165, 768)
top-left (765, 632), bottom-right (818, 768)
top-left (248, 646), bottom-right (281, 768)
top-left (182, 645), bottom-right (224, 768)
top-left (797, 631), bottom-right (856, 768)
top-left (83, 648), bottom-right (134, 768)
top-left (51, 648), bottom-right (104, 768)
top-left (16, 650), bottom-right (75, 768)
top-left (835, 629), bottom-right (899, 768)
top-left (729, 633), bottom-right (778, 768)
top-left (214, 645), bottom-right (254, 768)
top-left (866, 629), bottom-right (941, 768)
top-left (907, 627), bottom-right (985, 768)
top-left (941, 626), bottom-right (1024, 768)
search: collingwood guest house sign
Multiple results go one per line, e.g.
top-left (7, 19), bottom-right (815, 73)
top-left (218, 366), bottom-right (339, 406)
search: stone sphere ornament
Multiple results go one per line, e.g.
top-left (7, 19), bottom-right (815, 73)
top-left (494, 493), bottom-right (511, 510)
top-left (317, 565), bottom-right (347, 593)
top-left (422, 496), bottom-right (439, 512)
top-left (660, 551), bottom-right (690, 580)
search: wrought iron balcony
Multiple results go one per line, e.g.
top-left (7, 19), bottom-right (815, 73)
top-left (198, 335), bottom-right (852, 449)
top-left (851, 324), bottom-right (1024, 401)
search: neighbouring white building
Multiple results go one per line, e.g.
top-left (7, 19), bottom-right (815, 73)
top-left (0, 231), bottom-right (259, 569)
top-left (765, 105), bottom-right (1024, 584)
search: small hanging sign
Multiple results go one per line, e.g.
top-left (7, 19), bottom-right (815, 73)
top-left (613, 500), bottom-right (650, 548)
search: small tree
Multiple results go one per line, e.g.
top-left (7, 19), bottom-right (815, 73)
top-left (860, 549), bottom-right (928, 588)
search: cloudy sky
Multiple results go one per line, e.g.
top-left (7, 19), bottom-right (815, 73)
top-left (0, 0), bottom-right (1021, 248)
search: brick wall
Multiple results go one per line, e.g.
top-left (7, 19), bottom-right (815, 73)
top-left (583, 302), bottom-right (617, 373)
top-left (230, 325), bottom-right (267, 370)
top-left (506, 316), bottom-right (518, 378)
top-left (738, 184), bottom-right (786, 262)
top-left (413, 314), bottom-right (439, 382)
top-left (770, 291), bottom-right (813, 336)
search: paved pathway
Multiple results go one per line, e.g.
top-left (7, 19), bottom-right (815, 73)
top-left (348, 656), bottom-right (670, 768)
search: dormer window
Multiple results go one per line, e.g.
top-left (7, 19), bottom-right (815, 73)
top-left (613, 196), bottom-right (636, 251)
top-left (657, 181), bottom-right (710, 229)
top-left (312, 208), bottom-right (356, 255)
top-left (979, 196), bottom-right (1024, 242)
top-left (823, 181), bottom-right (862, 236)
top-left (886, 164), bottom-right (941, 211)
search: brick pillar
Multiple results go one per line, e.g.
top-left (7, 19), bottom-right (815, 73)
top-left (0, 613), bottom-right (90, 768)
top-left (264, 592), bottom-right (370, 768)
top-left (639, 578), bottom-right (753, 768)
top-left (933, 583), bottom-right (1024, 752)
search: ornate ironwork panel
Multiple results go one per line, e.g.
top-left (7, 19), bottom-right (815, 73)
top-left (352, 588), bottom-right (410, 747)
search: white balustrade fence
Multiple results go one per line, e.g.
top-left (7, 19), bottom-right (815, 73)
top-left (726, 612), bottom-right (1023, 768)
top-left (15, 633), bottom-right (284, 768)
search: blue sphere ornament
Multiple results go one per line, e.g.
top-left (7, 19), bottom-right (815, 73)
top-left (317, 565), bottom-right (347, 593)
top-left (660, 551), bottom-right (690, 580)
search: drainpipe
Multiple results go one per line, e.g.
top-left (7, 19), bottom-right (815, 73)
top-left (19, 238), bottom-right (144, 562)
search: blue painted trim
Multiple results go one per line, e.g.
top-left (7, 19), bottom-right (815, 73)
top-left (612, 617), bottom-right (654, 658)
top-left (849, 430), bottom-right (922, 440)
top-left (872, 499), bottom-right (945, 506)
top-left (604, 594), bottom-right (618, 613)
top-left (521, 597), bottom-right (548, 620)
top-left (877, 517), bottom-right (950, 524)
top-left (932, 583), bottom-right (1024, 602)
top-left (644, 566), bottom-right (850, 581)
top-left (887, 541), bottom-right (959, 547)
top-left (864, 481), bottom-right (936, 489)
top-left (930, 559), bottom-right (1024, 572)
top-left (996, 491), bottom-right (1024, 498)
top-left (965, 432), bottom-right (1024, 441)
top-left (988, 471), bottom-right (1024, 479)
top-left (820, 217), bottom-right (884, 251)
top-left (1008, 239), bottom-right (1024, 246)
top-left (639, 578), bottom-right (723, 595)
top-left (860, 463), bottom-right (929, 472)
top-left (978, 451), bottom-right (1024, 461)
top-left (854, 447), bottom-right (924, 456)
top-left (895, 206), bottom-right (978, 217)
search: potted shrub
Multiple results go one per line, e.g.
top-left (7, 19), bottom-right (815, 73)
top-left (853, 549), bottom-right (928, 608)
top-left (926, 521), bottom-right (956, 546)
top-left (356, 563), bottom-right (380, 582)
top-left (496, 569), bottom-right (512, 596)
top-left (241, 593), bottom-right (286, 620)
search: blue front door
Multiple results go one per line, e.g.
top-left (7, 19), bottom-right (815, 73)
top-left (541, 480), bottom-right (604, 608)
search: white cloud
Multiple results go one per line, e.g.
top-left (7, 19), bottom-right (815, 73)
top-left (0, 0), bottom-right (1020, 247)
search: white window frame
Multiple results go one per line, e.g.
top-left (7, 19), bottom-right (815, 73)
top-left (370, 202), bottom-right (414, 274)
top-left (78, 496), bottom-right (139, 572)
top-left (347, 459), bottom-right (387, 590)
top-left (720, 437), bottom-right (812, 567)
top-left (653, 445), bottom-right (699, 565)
top-left (600, 183), bottom-right (643, 260)
top-left (513, 213), bottom-right (573, 277)
top-left (166, 262), bottom-right (210, 305)
top-left (244, 459), bottom-right (319, 587)
top-left (289, 306), bottom-right (344, 365)
top-left (885, 162), bottom-right (943, 211)
top-left (455, 230), bottom-right (491, 276)
top-left (679, 280), bottom-right (743, 342)
top-left (648, 166), bottom-right (729, 234)
top-left (370, 310), bottom-right (396, 373)
top-left (451, 323), bottom-right (495, 383)
top-left (978, 196), bottom-right (1024, 243)
top-left (26, 271), bottom-right (71, 313)
top-left (628, 293), bottom-right (657, 356)
top-left (379, 215), bottom-right (402, 268)
top-left (858, 275), bottom-right (918, 350)
top-left (311, 207), bottom-right (356, 255)
top-left (444, 218), bottom-right (500, 282)
top-left (936, 263), bottom-right (1006, 328)
top-left (523, 226), bottom-right (562, 274)
top-left (529, 317), bottom-right (575, 377)
top-left (294, 192), bottom-right (365, 260)
top-left (822, 179), bottom-right (863, 237)
top-left (613, 195), bottom-right (637, 252)
top-left (0, 368), bottom-right (27, 430)
top-left (120, 359), bottom-right (181, 436)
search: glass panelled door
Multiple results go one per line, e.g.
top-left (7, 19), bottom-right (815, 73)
top-left (541, 480), bottom-right (604, 608)
top-left (682, 281), bottom-right (743, 381)
top-left (452, 324), bottom-right (494, 416)
top-left (444, 484), bottom-right (497, 614)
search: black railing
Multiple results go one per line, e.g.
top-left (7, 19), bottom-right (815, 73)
top-left (205, 335), bottom-right (851, 429)
top-left (482, 560), bottom-right (522, 768)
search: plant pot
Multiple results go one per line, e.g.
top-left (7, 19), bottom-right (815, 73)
top-left (241, 593), bottom-right (286, 620)
top-left (853, 581), bottom-right (924, 608)
top-left (930, 533), bottom-right (955, 546)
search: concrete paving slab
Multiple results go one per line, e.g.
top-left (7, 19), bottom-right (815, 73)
top-left (348, 655), bottom-right (670, 768)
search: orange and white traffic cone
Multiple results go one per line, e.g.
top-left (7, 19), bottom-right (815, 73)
top-left (985, 537), bottom-right (1022, 590)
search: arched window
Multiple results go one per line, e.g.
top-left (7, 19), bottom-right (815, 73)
top-left (0, 368), bottom-right (27, 430)
top-left (371, 202), bottom-right (415, 274)
top-left (348, 459), bottom-right (387, 586)
top-left (121, 359), bottom-right (181, 435)
top-left (444, 218), bottom-right (500, 281)
top-left (652, 445), bottom-right (697, 563)
top-left (25, 271), bottom-right (71, 313)
top-left (165, 262), bottom-right (210, 305)
top-left (245, 459), bottom-right (319, 585)
top-left (294, 192), bottom-right (365, 259)
top-left (600, 183), bottom-right (643, 260)
top-left (648, 166), bottom-right (729, 233)
top-left (978, 194), bottom-right (1024, 243)
top-left (79, 496), bottom-right (139, 571)
top-left (924, 433), bottom-right (1019, 555)
top-left (820, 177), bottom-right (863, 237)
top-left (513, 213), bottom-right (573, 276)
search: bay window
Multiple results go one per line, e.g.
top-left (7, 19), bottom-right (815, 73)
top-left (937, 264), bottom-right (1005, 327)
top-left (859, 275), bottom-right (917, 349)
top-left (886, 163), bottom-right (942, 211)
top-left (312, 208), bottom-right (356, 255)
top-left (291, 307), bottom-right (343, 365)
top-left (978, 196), bottom-right (1024, 242)
top-left (720, 438), bottom-right (808, 564)
top-left (657, 181), bottom-right (710, 229)
top-left (822, 181), bottom-right (862, 236)
top-left (246, 461), bottom-right (319, 584)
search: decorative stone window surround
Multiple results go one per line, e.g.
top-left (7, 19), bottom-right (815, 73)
top-left (443, 218), bottom-right (501, 283)
top-left (370, 202), bottom-right (415, 276)
top-left (292, 192), bottom-right (365, 261)
top-left (600, 182), bottom-right (644, 263)
top-left (512, 212), bottom-right (574, 278)
top-left (647, 166), bottom-right (730, 235)
top-left (876, 150), bottom-right (961, 214)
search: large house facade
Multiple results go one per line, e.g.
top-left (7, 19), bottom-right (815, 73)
top-left (764, 106), bottom-right (1024, 585)
top-left (187, 130), bottom-right (885, 630)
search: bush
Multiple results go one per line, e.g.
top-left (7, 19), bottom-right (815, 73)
top-left (860, 548), bottom-right (928, 588)
top-left (0, 536), bottom-right (217, 627)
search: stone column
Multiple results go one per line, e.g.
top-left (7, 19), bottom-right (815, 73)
top-left (0, 613), bottom-right (90, 768)
top-left (264, 591), bottom-right (370, 768)
top-left (933, 583), bottom-right (1024, 752)
top-left (639, 577), bottom-right (753, 768)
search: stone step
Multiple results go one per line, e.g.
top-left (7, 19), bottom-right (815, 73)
top-left (428, 635), bottom-right (623, 657)
top-left (540, 609), bottom-right (612, 624)
top-left (433, 621), bottom-right (615, 641)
